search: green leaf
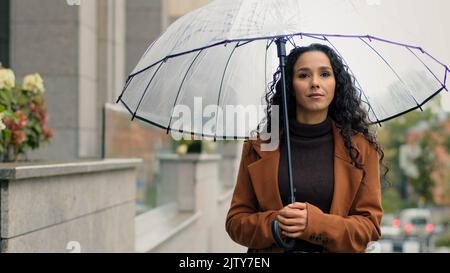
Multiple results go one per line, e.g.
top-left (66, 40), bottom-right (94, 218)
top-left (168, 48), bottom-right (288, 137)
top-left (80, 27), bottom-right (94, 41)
top-left (3, 110), bottom-right (15, 119)
top-left (17, 94), bottom-right (29, 106)
top-left (3, 129), bottom-right (12, 144)
top-left (0, 91), bottom-right (10, 104)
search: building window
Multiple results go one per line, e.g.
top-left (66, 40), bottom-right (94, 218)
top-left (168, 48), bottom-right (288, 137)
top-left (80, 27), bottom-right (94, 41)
top-left (0, 0), bottom-right (10, 68)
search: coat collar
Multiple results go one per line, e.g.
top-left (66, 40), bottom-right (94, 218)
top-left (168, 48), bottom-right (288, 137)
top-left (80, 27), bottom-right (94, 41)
top-left (246, 120), bottom-right (363, 216)
top-left (249, 120), bottom-right (353, 163)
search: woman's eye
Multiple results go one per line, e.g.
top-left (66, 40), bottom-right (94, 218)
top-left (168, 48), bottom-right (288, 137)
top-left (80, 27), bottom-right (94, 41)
top-left (321, 72), bottom-right (332, 78)
top-left (299, 73), bottom-right (309, 78)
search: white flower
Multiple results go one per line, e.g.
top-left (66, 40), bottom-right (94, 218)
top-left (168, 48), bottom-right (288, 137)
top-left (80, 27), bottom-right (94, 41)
top-left (0, 112), bottom-right (6, 131)
top-left (23, 73), bottom-right (45, 93)
top-left (176, 144), bottom-right (188, 156)
top-left (0, 68), bottom-right (16, 90)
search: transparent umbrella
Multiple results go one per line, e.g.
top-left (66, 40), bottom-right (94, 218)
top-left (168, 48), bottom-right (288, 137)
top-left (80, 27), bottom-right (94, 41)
top-left (116, 0), bottom-right (449, 250)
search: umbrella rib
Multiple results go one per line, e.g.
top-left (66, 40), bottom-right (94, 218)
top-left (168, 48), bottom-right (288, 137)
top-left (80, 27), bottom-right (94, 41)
top-left (166, 49), bottom-right (204, 135)
top-left (226, 0), bottom-right (245, 42)
top-left (264, 39), bottom-right (272, 97)
top-left (131, 61), bottom-right (165, 121)
top-left (301, 34), bottom-right (327, 41)
top-left (140, 39), bottom-right (157, 64)
top-left (236, 40), bottom-right (254, 48)
top-left (128, 38), bottom-right (235, 79)
top-left (422, 51), bottom-right (450, 72)
top-left (369, 87), bottom-right (445, 125)
top-left (445, 67), bottom-right (448, 90)
top-left (123, 71), bottom-right (448, 132)
top-left (286, 36), bottom-right (296, 47)
top-left (120, 98), bottom-right (250, 140)
top-left (214, 42), bottom-right (239, 141)
top-left (369, 35), bottom-right (448, 69)
top-left (359, 37), bottom-right (424, 112)
top-left (125, 40), bottom-right (159, 81)
top-left (324, 37), bottom-right (382, 126)
top-left (266, 39), bottom-right (275, 50)
top-left (406, 47), bottom-right (448, 92)
top-left (115, 75), bottom-right (134, 104)
top-left (128, 32), bottom-right (445, 81)
top-left (265, 38), bottom-right (276, 97)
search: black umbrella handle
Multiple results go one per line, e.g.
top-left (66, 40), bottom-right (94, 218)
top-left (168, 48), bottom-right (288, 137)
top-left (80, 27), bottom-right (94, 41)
top-left (272, 38), bottom-right (297, 251)
top-left (276, 38), bottom-right (296, 204)
top-left (271, 220), bottom-right (296, 250)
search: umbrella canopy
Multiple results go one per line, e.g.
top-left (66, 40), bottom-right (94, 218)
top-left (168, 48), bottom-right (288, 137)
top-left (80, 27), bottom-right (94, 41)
top-left (117, 0), bottom-right (449, 140)
top-left (116, 0), bottom-right (449, 251)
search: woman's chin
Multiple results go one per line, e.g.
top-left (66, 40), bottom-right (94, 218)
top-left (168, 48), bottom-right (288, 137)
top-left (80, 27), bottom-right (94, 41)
top-left (302, 106), bottom-right (329, 113)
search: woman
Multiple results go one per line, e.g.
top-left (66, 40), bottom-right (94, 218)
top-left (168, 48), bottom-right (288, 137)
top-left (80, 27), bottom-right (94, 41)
top-left (225, 43), bottom-right (388, 253)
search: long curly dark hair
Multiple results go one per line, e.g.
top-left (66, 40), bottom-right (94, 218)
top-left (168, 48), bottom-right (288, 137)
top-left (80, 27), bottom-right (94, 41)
top-left (256, 43), bottom-right (388, 183)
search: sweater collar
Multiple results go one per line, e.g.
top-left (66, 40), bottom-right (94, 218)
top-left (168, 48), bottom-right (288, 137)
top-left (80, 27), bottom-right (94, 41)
top-left (249, 119), bottom-right (355, 164)
top-left (289, 116), bottom-right (332, 138)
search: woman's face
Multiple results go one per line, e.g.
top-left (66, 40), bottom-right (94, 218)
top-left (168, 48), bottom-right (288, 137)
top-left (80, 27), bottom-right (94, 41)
top-left (292, 51), bottom-right (336, 118)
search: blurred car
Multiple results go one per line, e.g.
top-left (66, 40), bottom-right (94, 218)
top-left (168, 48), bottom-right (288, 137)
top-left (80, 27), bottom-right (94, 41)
top-left (380, 213), bottom-right (401, 239)
top-left (398, 208), bottom-right (435, 252)
top-left (399, 208), bottom-right (435, 238)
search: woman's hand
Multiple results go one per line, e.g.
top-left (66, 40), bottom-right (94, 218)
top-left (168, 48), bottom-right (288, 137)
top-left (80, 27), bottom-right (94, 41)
top-left (277, 202), bottom-right (308, 239)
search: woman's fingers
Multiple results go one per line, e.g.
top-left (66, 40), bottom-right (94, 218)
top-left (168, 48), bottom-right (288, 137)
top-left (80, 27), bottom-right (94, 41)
top-left (276, 204), bottom-right (308, 239)
top-left (277, 214), bottom-right (306, 226)
top-left (282, 231), bottom-right (304, 239)
top-left (288, 202), bottom-right (307, 209)
top-left (278, 207), bottom-right (307, 218)
top-left (278, 221), bottom-right (306, 233)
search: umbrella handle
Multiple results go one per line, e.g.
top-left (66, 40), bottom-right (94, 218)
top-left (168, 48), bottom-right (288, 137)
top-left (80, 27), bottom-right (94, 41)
top-left (271, 38), bottom-right (296, 252)
top-left (271, 220), bottom-right (296, 251)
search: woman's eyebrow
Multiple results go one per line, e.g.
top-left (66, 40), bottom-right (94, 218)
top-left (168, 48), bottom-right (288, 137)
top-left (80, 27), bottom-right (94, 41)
top-left (296, 66), bottom-right (332, 72)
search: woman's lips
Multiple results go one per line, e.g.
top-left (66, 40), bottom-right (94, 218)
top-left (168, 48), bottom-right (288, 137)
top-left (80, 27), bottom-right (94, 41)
top-left (308, 95), bottom-right (323, 99)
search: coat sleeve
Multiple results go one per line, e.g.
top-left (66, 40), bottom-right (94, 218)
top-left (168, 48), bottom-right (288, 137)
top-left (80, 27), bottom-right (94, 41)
top-left (299, 144), bottom-right (383, 253)
top-left (225, 141), bottom-right (278, 249)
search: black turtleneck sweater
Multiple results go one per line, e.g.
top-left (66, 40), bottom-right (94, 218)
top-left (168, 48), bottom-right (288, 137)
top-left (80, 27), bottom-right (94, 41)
top-left (278, 116), bottom-right (335, 252)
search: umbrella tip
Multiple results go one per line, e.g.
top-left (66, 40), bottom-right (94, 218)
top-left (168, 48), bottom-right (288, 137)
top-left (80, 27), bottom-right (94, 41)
top-left (131, 107), bottom-right (141, 121)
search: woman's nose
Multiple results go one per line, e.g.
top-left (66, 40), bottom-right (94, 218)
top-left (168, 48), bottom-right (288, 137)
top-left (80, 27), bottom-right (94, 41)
top-left (311, 76), bottom-right (320, 88)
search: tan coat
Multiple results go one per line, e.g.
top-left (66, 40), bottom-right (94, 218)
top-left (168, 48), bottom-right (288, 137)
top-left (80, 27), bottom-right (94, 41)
top-left (225, 120), bottom-right (383, 253)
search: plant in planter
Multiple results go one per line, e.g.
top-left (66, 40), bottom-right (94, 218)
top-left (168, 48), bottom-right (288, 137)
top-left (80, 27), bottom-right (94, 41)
top-left (174, 138), bottom-right (203, 156)
top-left (0, 67), bottom-right (54, 162)
top-left (173, 136), bottom-right (218, 156)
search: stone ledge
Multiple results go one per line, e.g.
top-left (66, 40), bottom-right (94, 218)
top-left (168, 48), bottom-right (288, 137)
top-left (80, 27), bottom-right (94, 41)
top-left (157, 153), bottom-right (221, 162)
top-left (0, 158), bottom-right (143, 180)
top-left (1, 158), bottom-right (140, 241)
top-left (1, 202), bottom-right (135, 253)
top-left (135, 203), bottom-right (201, 253)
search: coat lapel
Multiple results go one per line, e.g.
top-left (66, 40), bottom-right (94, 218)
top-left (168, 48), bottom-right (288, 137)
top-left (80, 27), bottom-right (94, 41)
top-left (246, 121), bottom-right (364, 216)
top-left (247, 147), bottom-right (283, 211)
top-left (330, 122), bottom-right (364, 215)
